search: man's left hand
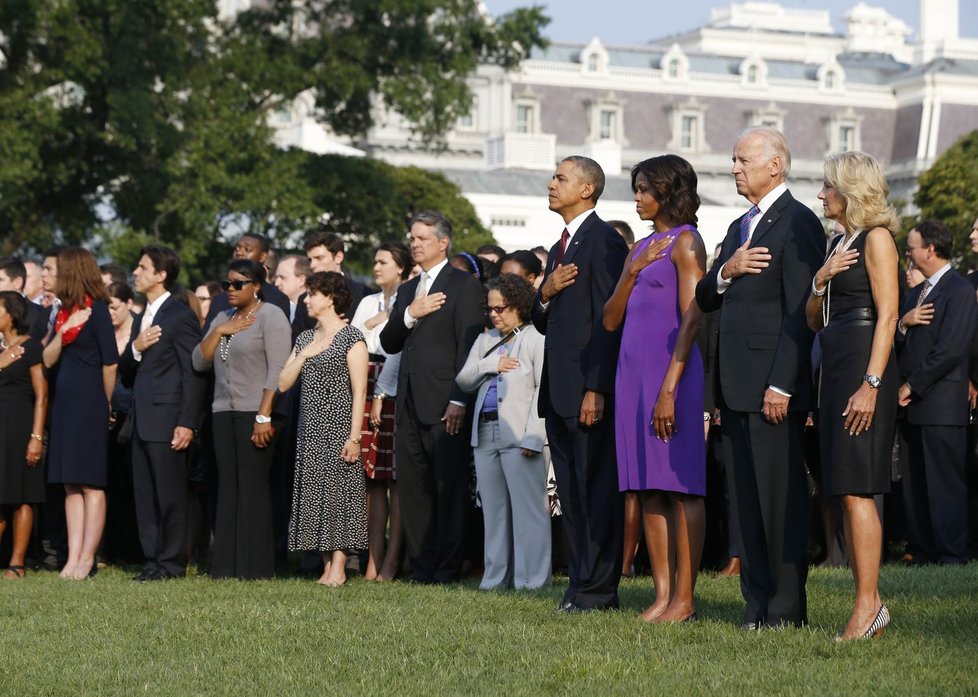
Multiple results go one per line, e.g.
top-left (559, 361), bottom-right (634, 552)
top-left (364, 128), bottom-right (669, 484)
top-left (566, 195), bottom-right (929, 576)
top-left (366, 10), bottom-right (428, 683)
top-left (579, 390), bottom-right (604, 428)
top-left (442, 403), bottom-right (466, 435)
top-left (898, 383), bottom-right (912, 407)
top-left (762, 389), bottom-right (789, 424)
top-left (171, 426), bottom-right (194, 451)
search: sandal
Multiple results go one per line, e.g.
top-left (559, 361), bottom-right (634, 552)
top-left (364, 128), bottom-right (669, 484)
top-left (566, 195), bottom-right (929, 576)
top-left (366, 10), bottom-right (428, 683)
top-left (3, 565), bottom-right (27, 579)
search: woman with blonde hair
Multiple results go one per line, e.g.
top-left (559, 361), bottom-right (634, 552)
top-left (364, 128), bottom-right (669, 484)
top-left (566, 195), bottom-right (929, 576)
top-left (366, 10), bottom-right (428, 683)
top-left (806, 151), bottom-right (900, 640)
top-left (43, 247), bottom-right (119, 579)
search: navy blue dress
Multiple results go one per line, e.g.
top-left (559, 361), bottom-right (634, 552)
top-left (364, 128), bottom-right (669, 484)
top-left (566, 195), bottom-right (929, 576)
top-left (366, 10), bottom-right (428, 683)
top-left (47, 300), bottom-right (119, 487)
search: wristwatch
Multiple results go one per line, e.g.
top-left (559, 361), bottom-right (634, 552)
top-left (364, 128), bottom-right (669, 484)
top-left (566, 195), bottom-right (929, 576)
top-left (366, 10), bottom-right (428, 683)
top-left (863, 374), bottom-right (882, 389)
top-left (255, 414), bottom-right (272, 424)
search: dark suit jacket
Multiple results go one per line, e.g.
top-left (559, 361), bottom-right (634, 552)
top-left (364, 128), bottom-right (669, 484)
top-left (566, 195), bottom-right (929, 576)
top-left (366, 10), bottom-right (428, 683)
top-left (530, 211), bottom-right (629, 419)
top-left (695, 190), bottom-right (824, 413)
top-left (120, 295), bottom-right (206, 443)
top-left (206, 281), bottom-right (290, 329)
top-left (696, 307), bottom-right (721, 414)
top-left (379, 265), bottom-right (485, 425)
top-left (897, 268), bottom-right (978, 426)
top-left (26, 301), bottom-right (49, 343)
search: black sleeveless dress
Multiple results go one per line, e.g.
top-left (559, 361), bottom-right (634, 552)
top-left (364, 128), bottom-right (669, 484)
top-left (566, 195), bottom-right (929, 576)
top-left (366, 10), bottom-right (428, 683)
top-left (818, 232), bottom-right (897, 496)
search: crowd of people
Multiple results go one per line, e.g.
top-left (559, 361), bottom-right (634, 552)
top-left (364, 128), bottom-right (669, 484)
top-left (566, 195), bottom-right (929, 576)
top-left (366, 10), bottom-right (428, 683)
top-left (1, 126), bottom-right (976, 643)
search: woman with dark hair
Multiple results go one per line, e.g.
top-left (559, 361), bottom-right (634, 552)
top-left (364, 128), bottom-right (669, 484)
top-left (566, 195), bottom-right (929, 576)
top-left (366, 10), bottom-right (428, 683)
top-left (195, 281), bottom-right (221, 325)
top-left (0, 292), bottom-right (47, 578)
top-left (103, 281), bottom-right (141, 563)
top-left (42, 247), bottom-right (119, 579)
top-left (457, 273), bottom-right (550, 589)
top-left (806, 151), bottom-right (899, 640)
top-left (350, 241), bottom-right (410, 581)
top-left (193, 259), bottom-right (291, 579)
top-left (279, 271), bottom-right (369, 586)
top-left (499, 250), bottom-right (543, 288)
top-left (450, 252), bottom-right (486, 282)
top-left (604, 154), bottom-right (707, 623)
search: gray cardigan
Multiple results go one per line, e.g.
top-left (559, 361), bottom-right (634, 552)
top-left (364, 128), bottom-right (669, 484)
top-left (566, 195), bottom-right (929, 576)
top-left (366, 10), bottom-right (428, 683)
top-left (193, 303), bottom-right (292, 413)
top-left (456, 325), bottom-right (546, 452)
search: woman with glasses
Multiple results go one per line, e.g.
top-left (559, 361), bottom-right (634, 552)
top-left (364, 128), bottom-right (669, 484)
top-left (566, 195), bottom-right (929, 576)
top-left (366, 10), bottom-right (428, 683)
top-left (193, 259), bottom-right (291, 579)
top-left (457, 273), bottom-right (550, 590)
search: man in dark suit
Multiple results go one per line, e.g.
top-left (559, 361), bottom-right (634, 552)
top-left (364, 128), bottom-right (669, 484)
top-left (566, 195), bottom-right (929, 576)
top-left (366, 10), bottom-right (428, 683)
top-left (695, 127), bottom-right (824, 629)
top-left (380, 210), bottom-right (484, 583)
top-left (121, 245), bottom-right (206, 581)
top-left (0, 257), bottom-right (49, 342)
top-left (897, 220), bottom-right (978, 565)
top-left (531, 156), bottom-right (628, 613)
top-left (292, 232), bottom-right (369, 337)
top-left (205, 233), bottom-right (291, 326)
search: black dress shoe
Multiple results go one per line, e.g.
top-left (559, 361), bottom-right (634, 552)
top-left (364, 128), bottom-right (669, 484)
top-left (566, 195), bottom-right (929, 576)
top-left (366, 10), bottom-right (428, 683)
top-left (740, 620), bottom-right (762, 631)
top-left (133, 567), bottom-right (157, 582)
top-left (558, 602), bottom-right (598, 615)
top-left (555, 600), bottom-right (575, 613)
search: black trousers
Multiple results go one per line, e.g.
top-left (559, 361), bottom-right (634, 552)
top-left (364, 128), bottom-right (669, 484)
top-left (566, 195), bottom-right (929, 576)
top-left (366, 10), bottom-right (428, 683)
top-left (395, 399), bottom-right (472, 584)
top-left (210, 412), bottom-right (275, 579)
top-left (720, 409), bottom-right (808, 627)
top-left (132, 434), bottom-right (191, 577)
top-left (903, 423), bottom-right (968, 564)
top-left (546, 409), bottom-right (623, 610)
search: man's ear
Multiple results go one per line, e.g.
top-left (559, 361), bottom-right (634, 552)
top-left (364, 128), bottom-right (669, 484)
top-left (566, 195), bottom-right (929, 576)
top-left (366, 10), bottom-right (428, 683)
top-left (335, 250), bottom-right (345, 267)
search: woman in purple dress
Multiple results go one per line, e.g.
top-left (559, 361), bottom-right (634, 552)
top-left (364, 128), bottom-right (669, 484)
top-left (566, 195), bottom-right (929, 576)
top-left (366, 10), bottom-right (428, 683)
top-left (604, 155), bottom-right (707, 623)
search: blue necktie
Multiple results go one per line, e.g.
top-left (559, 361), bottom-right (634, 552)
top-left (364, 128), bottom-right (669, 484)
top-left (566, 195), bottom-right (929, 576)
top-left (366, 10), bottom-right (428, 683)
top-left (739, 206), bottom-right (760, 246)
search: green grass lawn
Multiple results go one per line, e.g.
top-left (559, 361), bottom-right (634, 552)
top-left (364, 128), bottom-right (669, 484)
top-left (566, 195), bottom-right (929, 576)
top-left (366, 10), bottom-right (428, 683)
top-left (1, 563), bottom-right (975, 695)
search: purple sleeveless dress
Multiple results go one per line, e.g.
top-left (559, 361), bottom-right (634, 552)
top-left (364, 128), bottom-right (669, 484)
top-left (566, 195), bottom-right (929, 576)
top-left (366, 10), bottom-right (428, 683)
top-left (615, 227), bottom-right (706, 495)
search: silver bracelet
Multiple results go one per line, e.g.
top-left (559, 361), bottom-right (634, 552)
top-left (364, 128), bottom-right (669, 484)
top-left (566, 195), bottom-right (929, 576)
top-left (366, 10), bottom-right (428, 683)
top-left (811, 279), bottom-right (827, 297)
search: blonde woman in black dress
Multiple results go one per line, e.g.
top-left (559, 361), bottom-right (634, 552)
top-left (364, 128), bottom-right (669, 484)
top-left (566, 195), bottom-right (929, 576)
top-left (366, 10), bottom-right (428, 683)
top-left (806, 151), bottom-right (899, 640)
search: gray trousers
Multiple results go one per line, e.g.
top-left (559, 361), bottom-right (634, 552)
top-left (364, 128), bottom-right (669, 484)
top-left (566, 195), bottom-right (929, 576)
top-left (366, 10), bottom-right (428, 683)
top-left (474, 421), bottom-right (552, 589)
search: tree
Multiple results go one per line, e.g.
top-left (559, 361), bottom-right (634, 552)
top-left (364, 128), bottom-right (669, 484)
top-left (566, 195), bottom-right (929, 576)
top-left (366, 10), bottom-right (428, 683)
top-left (912, 130), bottom-right (978, 266)
top-left (0, 1), bottom-right (548, 279)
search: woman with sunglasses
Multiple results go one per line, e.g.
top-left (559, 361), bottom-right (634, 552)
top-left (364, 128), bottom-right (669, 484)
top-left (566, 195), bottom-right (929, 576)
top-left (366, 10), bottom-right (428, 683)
top-left (457, 273), bottom-right (550, 590)
top-left (193, 259), bottom-right (291, 579)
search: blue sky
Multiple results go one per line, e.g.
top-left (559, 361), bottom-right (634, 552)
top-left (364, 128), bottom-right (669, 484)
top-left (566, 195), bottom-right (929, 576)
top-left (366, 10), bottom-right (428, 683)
top-left (482, 0), bottom-right (978, 44)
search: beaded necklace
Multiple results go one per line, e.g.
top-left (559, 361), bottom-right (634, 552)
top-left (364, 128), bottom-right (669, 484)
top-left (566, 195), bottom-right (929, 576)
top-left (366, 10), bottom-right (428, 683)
top-left (821, 229), bottom-right (862, 328)
top-left (218, 300), bottom-right (262, 362)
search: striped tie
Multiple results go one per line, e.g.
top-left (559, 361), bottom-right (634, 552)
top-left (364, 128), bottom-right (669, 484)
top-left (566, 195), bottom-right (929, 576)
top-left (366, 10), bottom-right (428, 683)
top-left (739, 206), bottom-right (760, 246)
top-left (916, 280), bottom-right (931, 307)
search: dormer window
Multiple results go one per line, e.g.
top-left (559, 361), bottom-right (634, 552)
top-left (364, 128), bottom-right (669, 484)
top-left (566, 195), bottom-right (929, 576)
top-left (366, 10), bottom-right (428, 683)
top-left (661, 44), bottom-right (689, 82)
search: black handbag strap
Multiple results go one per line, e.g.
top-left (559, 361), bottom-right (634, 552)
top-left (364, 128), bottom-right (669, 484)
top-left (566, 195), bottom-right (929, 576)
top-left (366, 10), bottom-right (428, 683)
top-left (482, 323), bottom-right (529, 358)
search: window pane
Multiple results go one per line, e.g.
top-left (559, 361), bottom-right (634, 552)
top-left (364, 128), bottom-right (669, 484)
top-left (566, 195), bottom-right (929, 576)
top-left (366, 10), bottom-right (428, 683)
top-left (681, 115), bottom-right (697, 149)
top-left (600, 110), bottom-right (615, 140)
top-left (516, 105), bottom-right (533, 133)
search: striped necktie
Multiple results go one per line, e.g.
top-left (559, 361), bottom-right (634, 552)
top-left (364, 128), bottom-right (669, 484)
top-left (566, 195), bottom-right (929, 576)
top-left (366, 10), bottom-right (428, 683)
top-left (739, 206), bottom-right (760, 246)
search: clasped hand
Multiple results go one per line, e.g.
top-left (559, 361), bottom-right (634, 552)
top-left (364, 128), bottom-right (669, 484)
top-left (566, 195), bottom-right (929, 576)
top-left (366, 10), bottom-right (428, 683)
top-left (408, 292), bottom-right (446, 320)
top-left (541, 264), bottom-right (578, 303)
top-left (721, 242), bottom-right (770, 280)
top-left (762, 388), bottom-right (789, 424)
top-left (814, 249), bottom-right (859, 291)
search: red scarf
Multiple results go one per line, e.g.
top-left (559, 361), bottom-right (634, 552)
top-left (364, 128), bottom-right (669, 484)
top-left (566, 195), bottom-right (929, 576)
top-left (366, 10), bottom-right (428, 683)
top-left (54, 295), bottom-right (93, 347)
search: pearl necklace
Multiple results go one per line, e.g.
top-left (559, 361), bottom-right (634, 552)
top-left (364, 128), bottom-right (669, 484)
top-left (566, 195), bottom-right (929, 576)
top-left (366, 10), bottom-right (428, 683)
top-left (822, 229), bottom-right (862, 328)
top-left (218, 301), bottom-right (262, 362)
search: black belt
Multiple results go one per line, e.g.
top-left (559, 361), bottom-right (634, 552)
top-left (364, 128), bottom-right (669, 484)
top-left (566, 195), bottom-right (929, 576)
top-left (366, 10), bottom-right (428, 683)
top-left (479, 410), bottom-right (499, 422)
top-left (368, 353), bottom-right (387, 363)
top-left (829, 307), bottom-right (876, 326)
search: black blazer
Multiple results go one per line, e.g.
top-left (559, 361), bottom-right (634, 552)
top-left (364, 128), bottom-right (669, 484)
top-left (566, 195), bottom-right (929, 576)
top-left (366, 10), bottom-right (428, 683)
top-left (897, 268), bottom-right (978, 426)
top-left (695, 190), bottom-right (824, 413)
top-left (531, 211), bottom-right (629, 419)
top-left (26, 301), bottom-right (50, 343)
top-left (380, 264), bottom-right (485, 425)
top-left (120, 295), bottom-right (206, 443)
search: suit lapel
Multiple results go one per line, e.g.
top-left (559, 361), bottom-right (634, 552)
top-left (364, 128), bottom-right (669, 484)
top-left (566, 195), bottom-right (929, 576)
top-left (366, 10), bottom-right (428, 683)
top-left (920, 268), bottom-right (953, 307)
top-left (750, 191), bottom-right (792, 248)
top-left (561, 211), bottom-right (597, 268)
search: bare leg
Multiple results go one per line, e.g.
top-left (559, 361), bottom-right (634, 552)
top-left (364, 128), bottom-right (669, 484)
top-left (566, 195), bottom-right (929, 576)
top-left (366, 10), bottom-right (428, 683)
top-left (639, 490), bottom-right (674, 622)
top-left (622, 492), bottom-right (641, 577)
top-left (654, 494), bottom-right (705, 623)
top-left (317, 552), bottom-right (333, 584)
top-left (62, 485), bottom-right (85, 578)
top-left (323, 550), bottom-right (348, 586)
top-left (378, 481), bottom-right (403, 581)
top-left (839, 494), bottom-right (884, 639)
top-left (8, 505), bottom-right (34, 572)
top-left (364, 479), bottom-right (388, 581)
top-left (73, 486), bottom-right (106, 579)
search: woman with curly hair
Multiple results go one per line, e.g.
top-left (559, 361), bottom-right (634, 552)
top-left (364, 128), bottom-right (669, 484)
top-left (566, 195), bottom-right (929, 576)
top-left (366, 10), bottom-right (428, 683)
top-left (806, 151), bottom-right (899, 640)
top-left (603, 154), bottom-right (707, 623)
top-left (457, 273), bottom-right (550, 589)
top-left (42, 247), bottom-right (119, 579)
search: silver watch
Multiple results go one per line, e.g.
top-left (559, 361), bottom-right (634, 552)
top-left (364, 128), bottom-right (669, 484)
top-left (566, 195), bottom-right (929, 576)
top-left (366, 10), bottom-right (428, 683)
top-left (863, 374), bottom-right (882, 389)
top-left (255, 414), bottom-right (272, 424)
